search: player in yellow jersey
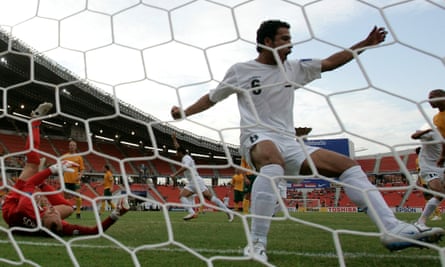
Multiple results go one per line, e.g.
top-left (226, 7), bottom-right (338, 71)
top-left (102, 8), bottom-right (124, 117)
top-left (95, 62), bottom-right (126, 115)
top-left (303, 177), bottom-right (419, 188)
top-left (100, 164), bottom-right (116, 214)
top-left (241, 157), bottom-right (256, 214)
top-left (429, 89), bottom-right (445, 166)
top-left (62, 140), bottom-right (85, 219)
top-left (231, 169), bottom-right (245, 211)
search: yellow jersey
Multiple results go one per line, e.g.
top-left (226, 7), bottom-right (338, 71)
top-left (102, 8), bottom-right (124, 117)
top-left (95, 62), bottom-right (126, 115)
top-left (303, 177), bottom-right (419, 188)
top-left (433, 111), bottom-right (445, 137)
top-left (240, 158), bottom-right (254, 175)
top-left (231, 173), bottom-right (244, 191)
top-left (103, 170), bottom-right (114, 190)
top-left (62, 153), bottom-right (85, 184)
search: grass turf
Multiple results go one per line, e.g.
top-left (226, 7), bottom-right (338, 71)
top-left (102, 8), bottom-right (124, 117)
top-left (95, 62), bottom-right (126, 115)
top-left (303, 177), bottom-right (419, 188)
top-left (0, 210), bottom-right (443, 266)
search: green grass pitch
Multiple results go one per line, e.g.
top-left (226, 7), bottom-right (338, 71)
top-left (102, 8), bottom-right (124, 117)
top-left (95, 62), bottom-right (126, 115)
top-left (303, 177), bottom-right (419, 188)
top-left (0, 211), bottom-right (443, 266)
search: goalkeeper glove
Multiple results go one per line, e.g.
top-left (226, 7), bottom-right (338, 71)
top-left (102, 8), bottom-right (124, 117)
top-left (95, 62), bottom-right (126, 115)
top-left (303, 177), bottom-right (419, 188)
top-left (49, 160), bottom-right (78, 174)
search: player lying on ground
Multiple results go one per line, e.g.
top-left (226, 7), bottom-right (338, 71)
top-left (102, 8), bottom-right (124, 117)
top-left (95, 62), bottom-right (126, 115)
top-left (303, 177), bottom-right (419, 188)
top-left (1, 102), bottom-right (128, 236)
top-left (2, 160), bottom-right (130, 236)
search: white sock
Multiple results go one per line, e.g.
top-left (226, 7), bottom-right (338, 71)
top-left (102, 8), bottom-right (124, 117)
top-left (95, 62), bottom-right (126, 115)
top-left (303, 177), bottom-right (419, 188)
top-left (418, 197), bottom-right (441, 224)
top-left (211, 196), bottom-right (229, 211)
top-left (339, 166), bottom-right (399, 231)
top-left (251, 164), bottom-right (283, 246)
top-left (180, 196), bottom-right (195, 214)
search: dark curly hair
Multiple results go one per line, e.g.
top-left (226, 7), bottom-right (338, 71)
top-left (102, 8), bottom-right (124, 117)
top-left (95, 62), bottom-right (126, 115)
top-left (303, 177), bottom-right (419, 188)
top-left (256, 20), bottom-right (290, 53)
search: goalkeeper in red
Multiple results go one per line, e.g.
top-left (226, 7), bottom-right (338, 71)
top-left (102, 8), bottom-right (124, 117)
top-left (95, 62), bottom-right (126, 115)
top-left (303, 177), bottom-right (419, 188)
top-left (2, 102), bottom-right (129, 236)
top-left (2, 161), bottom-right (129, 236)
top-left (171, 20), bottom-right (445, 261)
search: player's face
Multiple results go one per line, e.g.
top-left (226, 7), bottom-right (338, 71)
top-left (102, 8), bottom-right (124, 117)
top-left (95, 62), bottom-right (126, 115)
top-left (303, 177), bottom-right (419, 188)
top-left (69, 141), bottom-right (77, 153)
top-left (271, 28), bottom-right (292, 62)
top-left (42, 206), bottom-right (63, 234)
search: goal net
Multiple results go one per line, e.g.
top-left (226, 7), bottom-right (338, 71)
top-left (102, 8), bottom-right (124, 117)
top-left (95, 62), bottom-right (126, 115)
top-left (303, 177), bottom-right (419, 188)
top-left (0, 0), bottom-right (444, 266)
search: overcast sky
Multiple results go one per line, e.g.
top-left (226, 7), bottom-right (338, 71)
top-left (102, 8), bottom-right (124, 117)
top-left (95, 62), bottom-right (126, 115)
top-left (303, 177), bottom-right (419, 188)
top-left (0, 0), bottom-right (444, 157)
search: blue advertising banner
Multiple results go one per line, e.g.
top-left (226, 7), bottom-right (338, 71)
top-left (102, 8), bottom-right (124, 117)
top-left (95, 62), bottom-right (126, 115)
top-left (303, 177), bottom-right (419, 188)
top-left (289, 179), bottom-right (331, 189)
top-left (288, 138), bottom-right (351, 188)
top-left (305, 138), bottom-right (351, 157)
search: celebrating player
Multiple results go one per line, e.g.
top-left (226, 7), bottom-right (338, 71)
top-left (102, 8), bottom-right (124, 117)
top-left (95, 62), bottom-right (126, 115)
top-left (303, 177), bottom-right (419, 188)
top-left (169, 133), bottom-right (233, 222)
top-left (411, 129), bottom-right (445, 229)
top-left (171, 20), bottom-right (444, 261)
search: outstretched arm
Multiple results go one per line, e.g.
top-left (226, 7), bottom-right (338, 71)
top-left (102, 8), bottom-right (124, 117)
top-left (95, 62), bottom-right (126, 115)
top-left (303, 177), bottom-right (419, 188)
top-left (60, 199), bottom-right (129, 236)
top-left (171, 166), bottom-right (186, 179)
top-left (171, 94), bottom-right (216, 119)
top-left (61, 217), bottom-right (115, 236)
top-left (321, 26), bottom-right (387, 72)
top-left (171, 132), bottom-right (180, 149)
top-left (411, 129), bottom-right (432, 140)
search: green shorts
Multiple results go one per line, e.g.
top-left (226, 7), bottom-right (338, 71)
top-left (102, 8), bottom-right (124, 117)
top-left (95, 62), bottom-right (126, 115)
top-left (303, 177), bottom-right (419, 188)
top-left (65, 183), bottom-right (80, 192)
top-left (104, 188), bottom-right (112, 197)
top-left (233, 190), bottom-right (244, 202)
top-left (244, 174), bottom-right (257, 194)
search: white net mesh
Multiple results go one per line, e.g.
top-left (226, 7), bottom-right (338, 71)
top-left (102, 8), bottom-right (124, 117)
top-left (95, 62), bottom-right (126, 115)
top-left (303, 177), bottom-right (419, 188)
top-left (0, 0), bottom-right (445, 266)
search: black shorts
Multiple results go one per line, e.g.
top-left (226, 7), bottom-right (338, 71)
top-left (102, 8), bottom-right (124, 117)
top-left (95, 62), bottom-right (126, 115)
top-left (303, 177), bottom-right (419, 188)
top-left (104, 188), bottom-right (112, 197)
top-left (244, 174), bottom-right (257, 194)
top-left (234, 190), bottom-right (244, 202)
top-left (65, 183), bottom-right (80, 192)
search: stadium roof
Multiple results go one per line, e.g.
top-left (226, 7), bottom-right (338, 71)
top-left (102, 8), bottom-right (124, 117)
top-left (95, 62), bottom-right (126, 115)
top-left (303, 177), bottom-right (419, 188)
top-left (0, 29), bottom-right (240, 160)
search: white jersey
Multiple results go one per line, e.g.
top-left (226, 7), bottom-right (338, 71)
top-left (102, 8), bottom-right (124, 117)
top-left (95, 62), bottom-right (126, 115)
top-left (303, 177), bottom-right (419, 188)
top-left (209, 59), bottom-right (321, 143)
top-left (181, 154), bottom-right (208, 193)
top-left (181, 154), bottom-right (201, 182)
top-left (418, 130), bottom-right (444, 175)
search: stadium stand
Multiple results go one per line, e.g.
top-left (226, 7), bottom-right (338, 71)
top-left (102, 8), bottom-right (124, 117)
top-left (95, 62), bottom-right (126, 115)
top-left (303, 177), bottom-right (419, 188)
top-left (356, 158), bottom-right (377, 173)
top-left (0, 23), bottom-right (434, 210)
top-left (2, 127), bottom-right (435, 211)
top-left (405, 153), bottom-right (418, 171)
top-left (0, 132), bottom-right (25, 153)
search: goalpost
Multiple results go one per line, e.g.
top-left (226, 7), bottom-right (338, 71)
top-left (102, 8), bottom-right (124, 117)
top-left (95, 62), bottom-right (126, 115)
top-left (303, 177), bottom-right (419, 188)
top-left (0, 1), bottom-right (444, 266)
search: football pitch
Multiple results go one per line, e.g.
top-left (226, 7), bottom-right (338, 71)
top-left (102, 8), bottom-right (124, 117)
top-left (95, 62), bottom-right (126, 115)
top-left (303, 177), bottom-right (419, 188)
top-left (0, 211), bottom-right (443, 267)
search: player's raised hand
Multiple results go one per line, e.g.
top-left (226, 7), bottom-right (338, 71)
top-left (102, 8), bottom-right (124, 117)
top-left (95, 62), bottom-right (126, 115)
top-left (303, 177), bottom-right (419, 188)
top-left (365, 26), bottom-right (388, 46)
